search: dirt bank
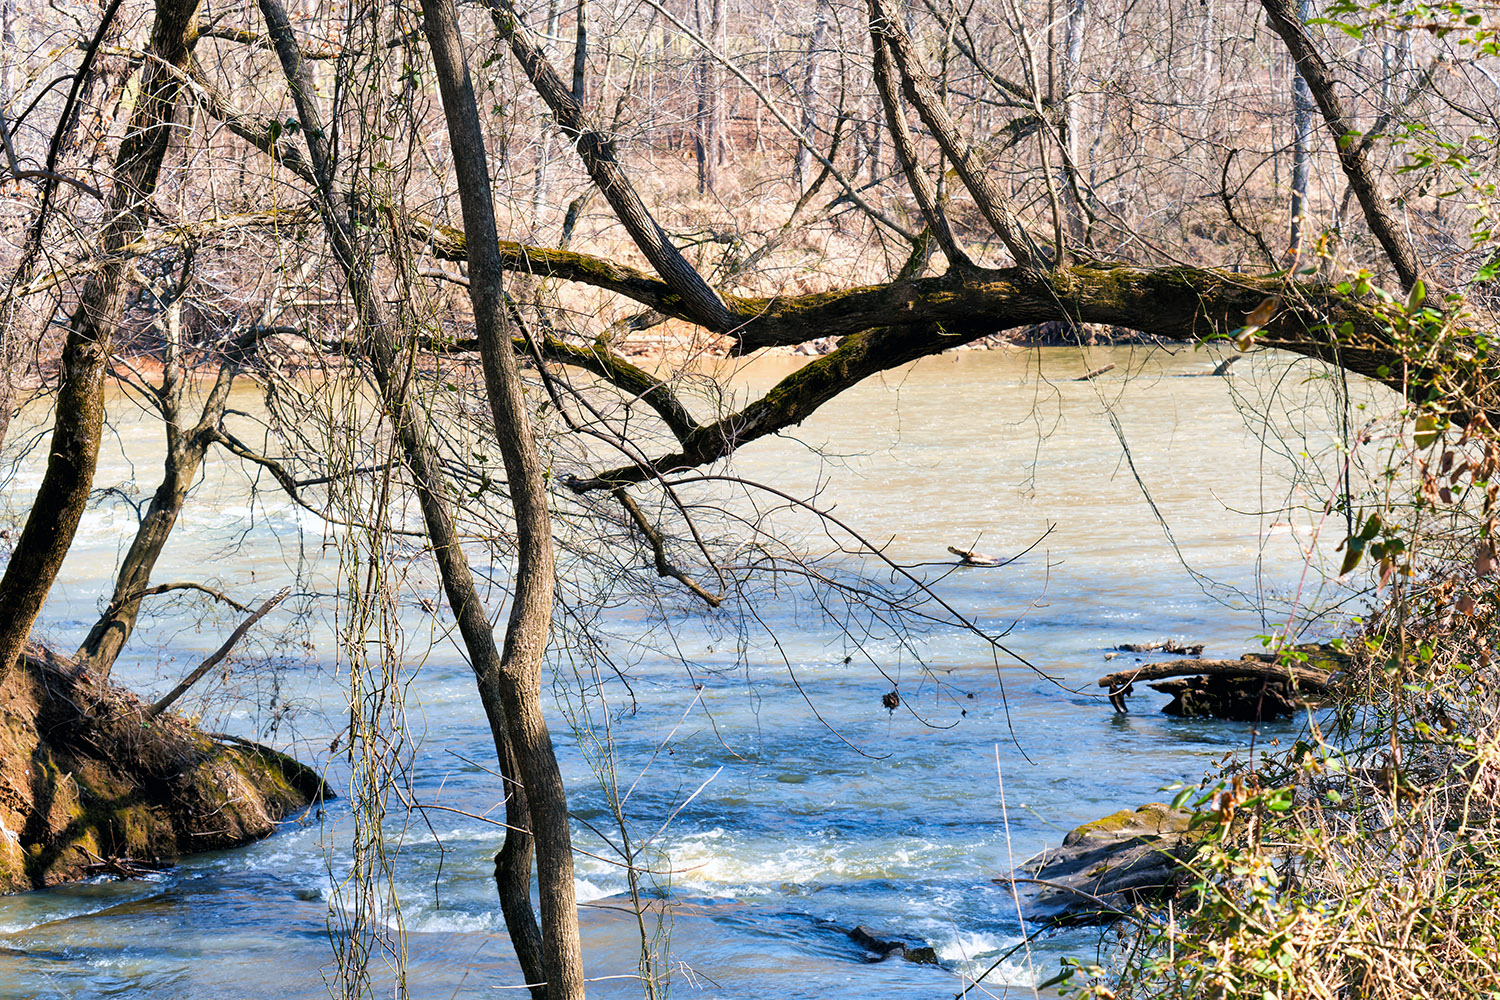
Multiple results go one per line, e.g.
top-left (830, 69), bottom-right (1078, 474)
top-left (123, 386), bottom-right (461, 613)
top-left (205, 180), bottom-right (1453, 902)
top-left (0, 642), bottom-right (328, 892)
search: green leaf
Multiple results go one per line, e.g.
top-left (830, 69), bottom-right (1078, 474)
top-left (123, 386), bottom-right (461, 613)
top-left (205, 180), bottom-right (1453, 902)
top-left (1340, 537), bottom-right (1366, 576)
top-left (1415, 413), bottom-right (1441, 449)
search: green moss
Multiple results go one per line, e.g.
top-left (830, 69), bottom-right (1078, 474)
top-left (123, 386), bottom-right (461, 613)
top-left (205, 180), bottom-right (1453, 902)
top-left (1, 652), bottom-right (328, 892)
top-left (1064, 803), bottom-right (1192, 848)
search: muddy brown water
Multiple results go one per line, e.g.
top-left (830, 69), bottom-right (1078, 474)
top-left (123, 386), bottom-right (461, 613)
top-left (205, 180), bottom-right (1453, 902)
top-left (0, 344), bottom-right (1387, 997)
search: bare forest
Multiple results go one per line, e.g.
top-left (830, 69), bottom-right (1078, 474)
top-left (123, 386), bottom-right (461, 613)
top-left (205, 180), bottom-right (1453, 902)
top-left (2, 0), bottom-right (1500, 994)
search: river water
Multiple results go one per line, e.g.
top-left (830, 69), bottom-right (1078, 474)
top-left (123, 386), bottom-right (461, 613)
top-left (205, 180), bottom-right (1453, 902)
top-left (0, 345), bottom-right (1382, 998)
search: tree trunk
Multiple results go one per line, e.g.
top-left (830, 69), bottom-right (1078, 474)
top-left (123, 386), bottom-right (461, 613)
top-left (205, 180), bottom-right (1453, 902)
top-left (0, 0), bottom-right (13, 454)
top-left (1288, 0), bottom-right (1315, 257)
top-left (693, 0), bottom-right (725, 194)
top-left (795, 0), bottom-right (830, 188)
top-left (488, 0), bottom-right (734, 330)
top-left (0, 1), bottom-right (129, 456)
top-left (1059, 0), bottom-right (1089, 242)
top-left (572, 0), bottom-right (588, 102)
top-left (1261, 0), bottom-right (1424, 290)
top-left (420, 3), bottom-right (584, 996)
top-left (257, 0), bottom-right (562, 992)
top-left (76, 301), bottom-right (238, 679)
top-left (0, 0), bottom-right (201, 676)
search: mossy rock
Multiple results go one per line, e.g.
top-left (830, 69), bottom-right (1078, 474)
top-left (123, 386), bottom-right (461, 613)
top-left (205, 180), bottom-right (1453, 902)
top-left (1012, 803), bottom-right (1199, 926)
top-left (1062, 803), bottom-right (1192, 848)
top-left (0, 644), bottom-right (330, 893)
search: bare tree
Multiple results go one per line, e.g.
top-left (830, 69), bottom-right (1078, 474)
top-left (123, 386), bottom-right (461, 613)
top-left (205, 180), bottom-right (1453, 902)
top-left (0, 0), bottom-right (201, 675)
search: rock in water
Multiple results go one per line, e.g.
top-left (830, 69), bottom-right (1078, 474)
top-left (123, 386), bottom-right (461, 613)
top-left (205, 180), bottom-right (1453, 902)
top-left (846, 925), bottom-right (940, 964)
top-left (1006, 803), bottom-right (1196, 925)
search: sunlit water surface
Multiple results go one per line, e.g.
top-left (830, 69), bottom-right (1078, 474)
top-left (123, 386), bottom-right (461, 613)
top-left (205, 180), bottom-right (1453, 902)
top-left (0, 345), bottom-right (1390, 998)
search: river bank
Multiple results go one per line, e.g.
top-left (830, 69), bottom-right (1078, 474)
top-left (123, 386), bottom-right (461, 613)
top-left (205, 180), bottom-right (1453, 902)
top-left (0, 642), bottom-right (327, 893)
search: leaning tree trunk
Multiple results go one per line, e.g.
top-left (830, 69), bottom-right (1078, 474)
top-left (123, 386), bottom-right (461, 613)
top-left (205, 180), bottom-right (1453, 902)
top-left (0, 0), bottom-right (201, 675)
top-left (0, 2), bottom-right (130, 456)
top-left (255, 0), bottom-right (558, 992)
top-left (76, 307), bottom-right (238, 679)
top-left (420, 3), bottom-right (585, 996)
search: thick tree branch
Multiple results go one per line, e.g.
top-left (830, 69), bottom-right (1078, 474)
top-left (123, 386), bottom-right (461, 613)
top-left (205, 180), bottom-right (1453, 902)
top-left (198, 23), bottom-right (420, 59)
top-left (567, 267), bottom-right (1496, 490)
top-left (535, 338), bottom-right (698, 441)
top-left (568, 321), bottom-right (961, 490)
top-left (868, 0), bottom-right (1047, 269)
top-left (870, 33), bottom-right (973, 270)
top-left (185, 59), bottom-right (319, 187)
top-left (1260, 0), bottom-right (1425, 291)
top-left (484, 0), bottom-right (734, 332)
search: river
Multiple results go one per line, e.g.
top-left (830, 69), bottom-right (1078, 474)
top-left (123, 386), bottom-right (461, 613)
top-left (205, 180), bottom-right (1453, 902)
top-left (0, 344), bottom-right (1381, 998)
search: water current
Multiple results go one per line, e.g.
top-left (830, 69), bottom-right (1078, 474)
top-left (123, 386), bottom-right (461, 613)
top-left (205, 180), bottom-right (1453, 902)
top-left (0, 344), bottom-right (1390, 998)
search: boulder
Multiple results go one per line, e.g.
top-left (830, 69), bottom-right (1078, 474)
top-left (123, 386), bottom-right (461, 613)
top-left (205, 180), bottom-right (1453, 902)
top-left (1007, 803), bottom-right (1197, 925)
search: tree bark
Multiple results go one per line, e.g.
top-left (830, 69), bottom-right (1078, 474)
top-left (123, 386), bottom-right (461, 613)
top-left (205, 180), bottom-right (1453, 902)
top-left (794, 0), bottom-right (829, 188)
top-left (0, 0), bottom-right (201, 675)
top-left (870, 32), bottom-right (972, 269)
top-left (419, 3), bottom-right (582, 996)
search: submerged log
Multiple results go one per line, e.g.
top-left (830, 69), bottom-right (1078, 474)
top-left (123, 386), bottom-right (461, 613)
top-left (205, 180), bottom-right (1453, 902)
top-left (1099, 653), bottom-right (1340, 718)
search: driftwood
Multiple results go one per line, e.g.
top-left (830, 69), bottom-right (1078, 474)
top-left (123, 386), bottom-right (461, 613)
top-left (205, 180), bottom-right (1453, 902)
top-left (1099, 656), bottom-right (1337, 714)
top-left (947, 545), bottom-right (1009, 566)
top-left (1075, 362), bottom-right (1116, 380)
top-left (1115, 640), bottom-right (1203, 655)
top-left (1100, 657), bottom-right (1334, 692)
top-left (146, 587), bottom-right (291, 717)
